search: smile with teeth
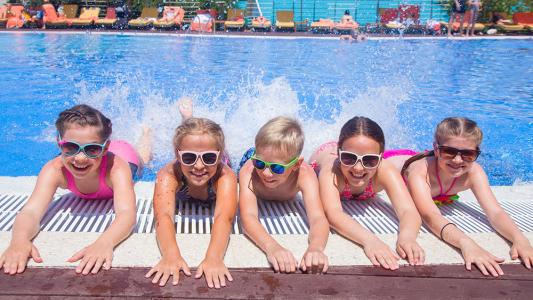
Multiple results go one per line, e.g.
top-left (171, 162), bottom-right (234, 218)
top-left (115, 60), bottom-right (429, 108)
top-left (350, 172), bottom-right (366, 179)
top-left (72, 162), bottom-right (90, 171)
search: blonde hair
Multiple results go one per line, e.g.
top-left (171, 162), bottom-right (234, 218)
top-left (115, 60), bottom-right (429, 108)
top-left (401, 117), bottom-right (483, 175)
top-left (172, 117), bottom-right (225, 158)
top-left (255, 116), bottom-right (304, 159)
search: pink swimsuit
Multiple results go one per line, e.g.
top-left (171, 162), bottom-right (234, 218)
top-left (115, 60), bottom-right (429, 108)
top-left (62, 140), bottom-right (141, 200)
top-left (432, 159), bottom-right (459, 205)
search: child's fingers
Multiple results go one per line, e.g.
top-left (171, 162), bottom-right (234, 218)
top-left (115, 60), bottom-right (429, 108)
top-left (91, 258), bottom-right (105, 274)
top-left (30, 245), bottom-right (43, 263)
top-left (172, 269), bottom-right (181, 285)
top-left (104, 254), bottom-right (113, 270)
top-left (491, 259), bottom-right (504, 275)
top-left (219, 273), bottom-right (226, 288)
top-left (182, 263), bottom-right (192, 276)
top-left (376, 255), bottom-right (390, 270)
top-left (17, 260), bottom-right (26, 274)
top-left (322, 256), bottom-right (329, 273)
top-left (510, 247), bottom-right (519, 260)
top-left (159, 271), bottom-right (171, 286)
top-left (299, 257), bottom-right (307, 272)
top-left (151, 270), bottom-right (163, 284)
top-left (82, 257), bottom-right (97, 275)
top-left (465, 259), bottom-right (472, 271)
top-left (212, 273), bottom-right (221, 289)
top-left (368, 255), bottom-right (380, 267)
top-left (195, 265), bottom-right (204, 279)
top-left (225, 269), bottom-right (233, 282)
top-left (67, 249), bottom-right (85, 263)
top-left (397, 246), bottom-right (406, 259)
top-left (145, 267), bottom-right (157, 278)
top-left (205, 272), bottom-right (214, 288)
top-left (270, 256), bottom-right (280, 273)
top-left (288, 254), bottom-right (296, 273)
top-left (386, 255), bottom-right (399, 270)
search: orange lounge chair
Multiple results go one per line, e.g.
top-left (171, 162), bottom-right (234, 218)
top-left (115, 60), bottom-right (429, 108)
top-left (94, 7), bottom-right (117, 28)
top-left (71, 7), bottom-right (100, 27)
top-left (153, 6), bottom-right (185, 29)
top-left (5, 4), bottom-right (25, 29)
top-left (310, 18), bottom-right (334, 32)
top-left (334, 15), bottom-right (359, 33)
top-left (190, 9), bottom-right (216, 32)
top-left (511, 12), bottom-right (533, 31)
top-left (275, 10), bottom-right (294, 31)
top-left (42, 3), bottom-right (69, 28)
top-left (128, 7), bottom-right (159, 29)
top-left (251, 15), bottom-right (271, 31)
top-left (224, 8), bottom-right (245, 30)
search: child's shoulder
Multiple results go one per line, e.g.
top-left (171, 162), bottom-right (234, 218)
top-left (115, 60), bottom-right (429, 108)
top-left (156, 161), bottom-right (178, 180)
top-left (43, 156), bottom-right (65, 173)
top-left (219, 164), bottom-right (237, 181)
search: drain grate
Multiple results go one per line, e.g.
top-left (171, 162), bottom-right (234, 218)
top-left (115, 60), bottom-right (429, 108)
top-left (0, 193), bottom-right (532, 235)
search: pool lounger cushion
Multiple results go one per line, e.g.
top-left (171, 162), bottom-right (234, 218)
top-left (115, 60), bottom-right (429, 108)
top-left (128, 7), bottom-right (159, 28)
top-left (224, 9), bottom-right (245, 30)
top-left (71, 7), bottom-right (100, 27)
top-left (310, 19), bottom-right (334, 31)
top-left (153, 6), bottom-right (185, 29)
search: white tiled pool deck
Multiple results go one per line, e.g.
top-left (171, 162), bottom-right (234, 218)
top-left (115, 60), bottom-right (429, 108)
top-left (0, 176), bottom-right (531, 269)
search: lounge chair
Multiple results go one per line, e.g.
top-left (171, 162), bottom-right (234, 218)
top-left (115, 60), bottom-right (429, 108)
top-left (399, 4), bottom-right (424, 33)
top-left (224, 8), bottom-right (245, 31)
top-left (94, 7), bottom-right (117, 28)
top-left (513, 12), bottom-right (533, 31)
top-left (42, 3), bottom-right (71, 28)
top-left (379, 8), bottom-right (401, 32)
top-left (310, 18), bottom-right (334, 33)
top-left (62, 4), bottom-right (79, 19)
top-left (128, 7), bottom-right (159, 29)
top-left (251, 15), bottom-right (271, 31)
top-left (70, 7), bottom-right (100, 28)
top-left (190, 9), bottom-right (217, 32)
top-left (275, 10), bottom-right (294, 31)
top-left (153, 6), bottom-right (185, 29)
top-left (5, 4), bottom-right (25, 29)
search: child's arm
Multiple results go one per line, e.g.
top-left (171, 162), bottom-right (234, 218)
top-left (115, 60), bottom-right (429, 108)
top-left (145, 163), bottom-right (191, 286)
top-left (406, 161), bottom-right (504, 277)
top-left (319, 163), bottom-right (399, 270)
top-left (239, 162), bottom-right (298, 273)
top-left (470, 164), bottom-right (533, 269)
top-left (378, 160), bottom-right (425, 265)
top-left (298, 163), bottom-right (330, 273)
top-left (195, 165), bottom-right (238, 288)
top-left (67, 157), bottom-right (136, 275)
top-left (0, 160), bottom-right (60, 274)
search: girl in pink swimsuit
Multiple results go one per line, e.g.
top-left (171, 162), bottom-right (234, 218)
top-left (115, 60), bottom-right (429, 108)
top-left (401, 117), bottom-right (533, 277)
top-left (309, 116), bottom-right (424, 269)
top-left (0, 104), bottom-right (150, 276)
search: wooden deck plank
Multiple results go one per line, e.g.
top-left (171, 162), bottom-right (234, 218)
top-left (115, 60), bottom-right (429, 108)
top-left (0, 265), bottom-right (532, 299)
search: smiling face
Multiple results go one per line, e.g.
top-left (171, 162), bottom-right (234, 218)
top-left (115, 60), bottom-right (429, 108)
top-left (177, 133), bottom-right (220, 187)
top-left (253, 146), bottom-right (300, 189)
top-left (338, 135), bottom-right (382, 189)
top-left (59, 124), bottom-right (107, 180)
top-left (435, 136), bottom-right (478, 178)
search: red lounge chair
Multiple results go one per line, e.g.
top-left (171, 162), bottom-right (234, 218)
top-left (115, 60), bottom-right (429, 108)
top-left (512, 12), bottom-right (533, 31)
top-left (94, 7), bottom-right (117, 28)
top-left (190, 9), bottom-right (217, 32)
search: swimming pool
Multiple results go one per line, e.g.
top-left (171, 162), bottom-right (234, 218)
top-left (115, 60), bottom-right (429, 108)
top-left (0, 32), bottom-right (531, 185)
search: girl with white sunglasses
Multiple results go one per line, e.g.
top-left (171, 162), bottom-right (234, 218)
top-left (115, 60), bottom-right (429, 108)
top-left (309, 116), bottom-right (424, 270)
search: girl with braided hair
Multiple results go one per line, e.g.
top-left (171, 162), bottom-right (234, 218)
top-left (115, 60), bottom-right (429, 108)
top-left (0, 104), bottom-right (152, 275)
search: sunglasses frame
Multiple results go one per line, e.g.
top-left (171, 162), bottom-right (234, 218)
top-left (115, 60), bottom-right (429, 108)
top-left (338, 149), bottom-right (382, 169)
top-left (250, 152), bottom-right (299, 175)
top-left (436, 145), bottom-right (481, 162)
top-left (57, 134), bottom-right (109, 159)
top-left (178, 150), bottom-right (220, 166)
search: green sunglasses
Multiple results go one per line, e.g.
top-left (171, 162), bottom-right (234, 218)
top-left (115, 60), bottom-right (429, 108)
top-left (251, 152), bottom-right (299, 175)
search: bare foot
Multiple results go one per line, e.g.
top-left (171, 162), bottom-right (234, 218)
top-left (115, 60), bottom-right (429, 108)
top-left (137, 125), bottom-right (153, 165)
top-left (178, 97), bottom-right (193, 121)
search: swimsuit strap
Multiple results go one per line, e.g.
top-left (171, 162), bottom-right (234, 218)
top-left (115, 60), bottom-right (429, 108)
top-left (63, 155), bottom-right (113, 199)
top-left (435, 158), bottom-right (458, 196)
top-left (341, 176), bottom-right (375, 200)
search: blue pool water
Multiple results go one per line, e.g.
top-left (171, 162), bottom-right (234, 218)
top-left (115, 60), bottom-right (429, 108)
top-left (0, 33), bottom-right (532, 185)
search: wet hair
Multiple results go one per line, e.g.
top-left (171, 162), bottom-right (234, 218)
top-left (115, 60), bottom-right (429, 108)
top-left (172, 117), bottom-right (226, 158)
top-left (401, 117), bottom-right (483, 175)
top-left (255, 116), bottom-right (304, 159)
top-left (344, 10), bottom-right (350, 15)
top-left (338, 116), bottom-right (385, 153)
top-left (55, 104), bottom-right (112, 141)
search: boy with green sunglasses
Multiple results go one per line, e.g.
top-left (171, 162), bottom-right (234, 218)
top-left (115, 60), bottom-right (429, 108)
top-left (238, 116), bottom-right (330, 274)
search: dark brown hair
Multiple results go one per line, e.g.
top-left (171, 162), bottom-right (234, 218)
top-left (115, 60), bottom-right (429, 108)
top-left (401, 117), bottom-right (483, 175)
top-left (55, 104), bottom-right (112, 141)
top-left (338, 116), bottom-right (385, 153)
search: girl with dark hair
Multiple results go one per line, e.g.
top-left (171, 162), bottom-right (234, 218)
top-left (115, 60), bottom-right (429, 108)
top-left (401, 117), bottom-right (533, 277)
top-left (0, 104), bottom-right (152, 276)
top-left (308, 116), bottom-right (424, 270)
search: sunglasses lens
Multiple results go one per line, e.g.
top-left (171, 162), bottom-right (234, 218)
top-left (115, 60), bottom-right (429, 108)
top-left (340, 152), bottom-right (358, 166)
top-left (201, 152), bottom-right (218, 165)
top-left (84, 145), bottom-right (104, 158)
top-left (460, 150), bottom-right (479, 162)
top-left (439, 147), bottom-right (459, 159)
top-left (270, 164), bottom-right (286, 175)
top-left (181, 152), bottom-right (198, 165)
top-left (362, 155), bottom-right (380, 168)
top-left (252, 158), bottom-right (266, 170)
top-left (60, 142), bottom-right (81, 156)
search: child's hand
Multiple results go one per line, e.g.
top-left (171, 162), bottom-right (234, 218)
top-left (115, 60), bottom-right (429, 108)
top-left (510, 240), bottom-right (533, 269)
top-left (0, 241), bottom-right (42, 274)
top-left (396, 238), bottom-right (425, 266)
top-left (363, 237), bottom-right (400, 270)
top-left (300, 247), bottom-right (329, 274)
top-left (67, 240), bottom-right (114, 275)
top-left (460, 239), bottom-right (504, 277)
top-left (145, 256), bottom-right (191, 286)
top-left (265, 244), bottom-right (298, 273)
top-left (195, 257), bottom-right (233, 289)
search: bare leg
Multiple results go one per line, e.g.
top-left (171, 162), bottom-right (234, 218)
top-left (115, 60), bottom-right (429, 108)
top-left (178, 97), bottom-right (193, 121)
top-left (469, 10), bottom-right (478, 36)
top-left (136, 125), bottom-right (153, 165)
top-left (447, 13), bottom-right (455, 37)
top-left (459, 14), bottom-right (465, 36)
